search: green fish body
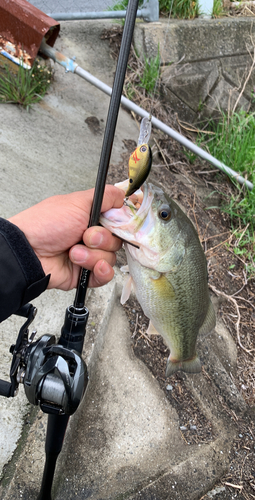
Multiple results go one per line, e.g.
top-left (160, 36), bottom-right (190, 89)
top-left (100, 182), bottom-right (216, 376)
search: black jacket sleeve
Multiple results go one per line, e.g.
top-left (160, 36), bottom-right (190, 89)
top-left (0, 218), bottom-right (50, 323)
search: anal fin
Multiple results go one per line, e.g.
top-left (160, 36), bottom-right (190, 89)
top-left (120, 275), bottom-right (133, 305)
top-left (146, 321), bottom-right (160, 336)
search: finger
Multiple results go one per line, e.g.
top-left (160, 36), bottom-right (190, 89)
top-left (69, 244), bottom-right (116, 270)
top-left (83, 226), bottom-right (122, 252)
top-left (72, 185), bottom-right (125, 213)
top-left (101, 185), bottom-right (125, 212)
top-left (88, 260), bottom-right (115, 288)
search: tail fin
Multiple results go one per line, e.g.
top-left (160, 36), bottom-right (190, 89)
top-left (166, 355), bottom-right (201, 377)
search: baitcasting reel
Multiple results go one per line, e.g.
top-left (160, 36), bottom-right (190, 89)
top-left (0, 303), bottom-right (88, 415)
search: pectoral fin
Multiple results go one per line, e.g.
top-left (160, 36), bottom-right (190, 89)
top-left (152, 274), bottom-right (175, 300)
top-left (120, 265), bottom-right (129, 273)
top-left (120, 275), bottom-right (133, 305)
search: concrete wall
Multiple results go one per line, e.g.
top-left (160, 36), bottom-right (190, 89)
top-left (134, 17), bottom-right (255, 122)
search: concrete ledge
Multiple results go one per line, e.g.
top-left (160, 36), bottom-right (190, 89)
top-left (0, 269), bottom-right (246, 500)
top-left (134, 18), bottom-right (255, 121)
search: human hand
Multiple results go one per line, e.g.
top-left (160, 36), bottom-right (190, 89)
top-left (8, 185), bottom-right (125, 290)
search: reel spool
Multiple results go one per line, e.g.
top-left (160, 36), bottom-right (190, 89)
top-left (0, 304), bottom-right (88, 416)
top-left (24, 335), bottom-right (87, 415)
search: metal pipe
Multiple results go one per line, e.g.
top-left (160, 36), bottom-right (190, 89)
top-left (47, 9), bottom-right (143, 20)
top-left (47, 0), bottom-right (159, 22)
top-left (40, 41), bottom-right (253, 191)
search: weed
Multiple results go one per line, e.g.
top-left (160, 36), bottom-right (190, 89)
top-left (125, 82), bottom-right (136, 101)
top-left (109, 0), bottom-right (143, 12)
top-left (110, 0), bottom-right (128, 9)
top-left (198, 112), bottom-right (255, 180)
top-left (159, 0), bottom-right (200, 18)
top-left (212, 0), bottom-right (225, 16)
top-left (198, 111), bottom-right (255, 274)
top-left (197, 99), bottom-right (205, 112)
top-left (183, 148), bottom-right (197, 164)
top-left (0, 59), bottom-right (52, 111)
top-left (159, 0), bottom-right (224, 18)
top-left (138, 50), bottom-right (161, 96)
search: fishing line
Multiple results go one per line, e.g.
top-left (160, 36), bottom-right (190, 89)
top-left (137, 0), bottom-right (174, 131)
top-left (149, 0), bottom-right (174, 108)
top-left (37, 3), bottom-right (141, 500)
top-left (72, 0), bottom-right (140, 310)
top-left (123, 1), bottom-right (175, 200)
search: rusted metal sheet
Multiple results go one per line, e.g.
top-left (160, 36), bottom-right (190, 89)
top-left (0, 0), bottom-right (60, 69)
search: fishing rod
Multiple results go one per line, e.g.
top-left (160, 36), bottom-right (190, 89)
top-left (38, 1), bottom-right (140, 496)
top-left (0, 0), bottom-right (140, 498)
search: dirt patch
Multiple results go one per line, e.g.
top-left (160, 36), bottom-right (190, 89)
top-left (104, 26), bottom-right (255, 497)
top-left (102, 21), bottom-right (255, 498)
top-left (108, 135), bottom-right (255, 499)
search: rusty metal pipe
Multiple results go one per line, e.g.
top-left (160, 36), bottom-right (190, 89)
top-left (39, 40), bottom-right (254, 191)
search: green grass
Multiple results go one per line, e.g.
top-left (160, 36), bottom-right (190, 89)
top-left (108, 0), bottom-right (143, 25)
top-left (111, 0), bottom-right (222, 21)
top-left (197, 111), bottom-right (255, 276)
top-left (0, 59), bottom-right (52, 111)
top-left (159, 0), bottom-right (200, 18)
top-left (199, 112), bottom-right (255, 175)
top-left (212, 0), bottom-right (224, 16)
top-left (138, 50), bottom-right (161, 96)
top-left (159, 0), bottom-right (224, 18)
top-left (110, 0), bottom-right (143, 11)
top-left (111, 0), bottom-right (199, 18)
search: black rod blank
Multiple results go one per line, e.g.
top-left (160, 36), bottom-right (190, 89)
top-left (37, 2), bottom-right (139, 499)
top-left (74, 0), bottom-right (139, 309)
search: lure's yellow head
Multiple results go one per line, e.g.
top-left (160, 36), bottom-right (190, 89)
top-left (125, 143), bottom-right (152, 197)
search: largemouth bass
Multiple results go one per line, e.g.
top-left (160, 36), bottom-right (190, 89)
top-left (100, 182), bottom-right (216, 376)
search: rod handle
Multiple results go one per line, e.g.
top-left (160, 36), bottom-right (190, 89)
top-left (0, 379), bottom-right (12, 397)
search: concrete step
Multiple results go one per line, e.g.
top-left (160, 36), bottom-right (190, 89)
top-left (0, 272), bottom-right (244, 499)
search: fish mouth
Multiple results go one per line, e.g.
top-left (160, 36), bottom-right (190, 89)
top-left (99, 182), bottom-right (157, 253)
top-left (100, 181), bottom-right (163, 268)
top-left (100, 182), bottom-right (152, 242)
top-left (123, 182), bottom-right (150, 218)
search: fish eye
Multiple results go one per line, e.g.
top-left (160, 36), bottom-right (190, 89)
top-left (129, 178), bottom-right (133, 184)
top-left (140, 145), bottom-right (147, 153)
top-left (158, 205), bottom-right (171, 221)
